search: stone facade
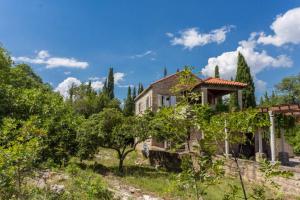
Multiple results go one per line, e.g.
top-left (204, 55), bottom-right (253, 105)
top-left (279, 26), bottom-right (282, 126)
top-left (135, 73), bottom-right (246, 152)
top-left (224, 158), bottom-right (300, 196)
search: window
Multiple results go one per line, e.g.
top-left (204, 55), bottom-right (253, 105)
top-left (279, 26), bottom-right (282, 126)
top-left (158, 95), bottom-right (176, 107)
top-left (146, 96), bottom-right (150, 109)
top-left (138, 102), bottom-right (142, 113)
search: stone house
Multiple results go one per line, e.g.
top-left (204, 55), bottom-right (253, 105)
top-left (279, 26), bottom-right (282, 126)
top-left (134, 72), bottom-right (247, 152)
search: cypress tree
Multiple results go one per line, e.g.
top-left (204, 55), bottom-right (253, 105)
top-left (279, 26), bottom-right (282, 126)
top-left (87, 80), bottom-right (92, 96)
top-left (132, 86), bottom-right (136, 99)
top-left (214, 65), bottom-right (223, 106)
top-left (214, 65), bottom-right (220, 78)
top-left (102, 78), bottom-right (108, 95)
top-left (69, 83), bottom-right (75, 102)
top-left (259, 96), bottom-right (264, 106)
top-left (229, 77), bottom-right (239, 111)
top-left (107, 67), bottom-right (114, 99)
top-left (264, 91), bottom-right (269, 105)
top-left (235, 52), bottom-right (256, 108)
top-left (123, 86), bottom-right (134, 116)
top-left (164, 67), bottom-right (167, 77)
top-left (270, 90), bottom-right (277, 105)
top-left (138, 83), bottom-right (144, 94)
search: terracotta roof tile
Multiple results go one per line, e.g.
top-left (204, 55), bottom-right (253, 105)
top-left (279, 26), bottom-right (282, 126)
top-left (203, 77), bottom-right (247, 87)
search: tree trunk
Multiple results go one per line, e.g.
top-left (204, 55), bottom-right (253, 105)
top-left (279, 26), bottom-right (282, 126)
top-left (118, 158), bottom-right (124, 173)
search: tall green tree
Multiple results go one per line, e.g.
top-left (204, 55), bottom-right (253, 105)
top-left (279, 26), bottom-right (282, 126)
top-left (229, 77), bottom-right (238, 111)
top-left (276, 74), bottom-right (300, 103)
top-left (102, 78), bottom-right (108, 95)
top-left (164, 66), bottom-right (167, 77)
top-left (123, 86), bottom-right (135, 116)
top-left (235, 52), bottom-right (256, 108)
top-left (132, 86), bottom-right (136, 100)
top-left (214, 65), bottom-right (220, 78)
top-left (214, 65), bottom-right (224, 108)
top-left (107, 68), bottom-right (114, 99)
top-left (259, 96), bottom-right (264, 106)
top-left (138, 83), bottom-right (144, 94)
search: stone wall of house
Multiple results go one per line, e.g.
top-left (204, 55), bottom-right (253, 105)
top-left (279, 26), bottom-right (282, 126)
top-left (135, 89), bottom-right (153, 115)
top-left (224, 158), bottom-right (300, 196)
top-left (151, 74), bottom-right (180, 112)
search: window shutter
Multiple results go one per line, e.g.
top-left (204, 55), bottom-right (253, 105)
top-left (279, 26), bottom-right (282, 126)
top-left (171, 96), bottom-right (176, 105)
top-left (157, 94), bottom-right (162, 107)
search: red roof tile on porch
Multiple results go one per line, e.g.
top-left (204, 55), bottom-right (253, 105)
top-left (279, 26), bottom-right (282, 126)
top-left (203, 77), bottom-right (247, 87)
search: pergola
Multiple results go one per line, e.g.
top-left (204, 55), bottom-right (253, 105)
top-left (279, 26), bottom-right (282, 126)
top-left (258, 104), bottom-right (300, 164)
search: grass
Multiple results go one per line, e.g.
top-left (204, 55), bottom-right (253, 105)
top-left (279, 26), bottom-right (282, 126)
top-left (23, 160), bottom-right (113, 200)
top-left (81, 148), bottom-right (289, 200)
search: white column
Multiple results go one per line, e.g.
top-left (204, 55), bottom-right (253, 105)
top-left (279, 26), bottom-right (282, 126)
top-left (238, 89), bottom-right (243, 110)
top-left (258, 128), bottom-right (263, 154)
top-left (201, 88), bottom-right (208, 105)
top-left (280, 128), bottom-right (285, 152)
top-left (164, 140), bottom-right (168, 149)
top-left (225, 120), bottom-right (229, 157)
top-left (269, 111), bottom-right (276, 162)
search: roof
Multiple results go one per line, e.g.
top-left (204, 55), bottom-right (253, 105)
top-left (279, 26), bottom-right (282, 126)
top-left (134, 72), bottom-right (202, 101)
top-left (200, 77), bottom-right (247, 87)
top-left (134, 75), bottom-right (247, 101)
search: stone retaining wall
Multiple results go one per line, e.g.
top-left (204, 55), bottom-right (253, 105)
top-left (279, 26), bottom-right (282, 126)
top-left (224, 158), bottom-right (300, 195)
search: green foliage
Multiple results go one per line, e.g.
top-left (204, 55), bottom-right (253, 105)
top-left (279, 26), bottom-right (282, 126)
top-left (214, 65), bottom-right (220, 78)
top-left (171, 66), bottom-right (198, 97)
top-left (138, 83), bottom-right (144, 94)
top-left (77, 108), bottom-right (153, 172)
top-left (275, 73), bottom-right (300, 104)
top-left (0, 117), bottom-right (45, 199)
top-left (259, 90), bottom-right (283, 107)
top-left (223, 184), bottom-right (240, 200)
top-left (286, 125), bottom-right (300, 154)
top-left (123, 86), bottom-right (135, 116)
top-left (235, 52), bottom-right (256, 108)
top-left (68, 82), bottom-right (120, 118)
top-left (107, 67), bottom-right (115, 99)
top-left (176, 154), bottom-right (224, 199)
top-left (224, 159), bottom-right (294, 200)
top-left (164, 66), bottom-right (167, 77)
top-left (259, 159), bottom-right (293, 188)
top-left (0, 46), bottom-right (82, 165)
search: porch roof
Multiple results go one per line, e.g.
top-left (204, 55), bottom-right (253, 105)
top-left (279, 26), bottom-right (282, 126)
top-left (199, 77), bottom-right (247, 88)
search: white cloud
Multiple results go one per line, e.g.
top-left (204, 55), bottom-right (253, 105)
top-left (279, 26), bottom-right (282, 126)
top-left (257, 7), bottom-right (300, 46)
top-left (12, 50), bottom-right (88, 69)
top-left (201, 35), bottom-right (292, 80)
top-left (114, 72), bottom-right (125, 85)
top-left (165, 32), bottom-right (174, 37)
top-left (130, 50), bottom-right (155, 59)
top-left (255, 79), bottom-right (267, 92)
top-left (64, 71), bottom-right (71, 75)
top-left (54, 77), bottom-right (81, 99)
top-left (88, 76), bottom-right (101, 81)
top-left (117, 84), bottom-right (134, 88)
top-left (169, 26), bottom-right (233, 49)
top-left (55, 77), bottom-right (105, 99)
top-left (91, 81), bottom-right (104, 90)
top-left (87, 81), bottom-right (104, 91)
top-left (37, 50), bottom-right (50, 59)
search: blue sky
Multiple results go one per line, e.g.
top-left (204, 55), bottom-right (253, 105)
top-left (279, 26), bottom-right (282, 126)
top-left (1, 0), bottom-right (300, 100)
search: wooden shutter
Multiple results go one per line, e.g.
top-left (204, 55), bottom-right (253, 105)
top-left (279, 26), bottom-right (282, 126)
top-left (157, 94), bottom-right (162, 107)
